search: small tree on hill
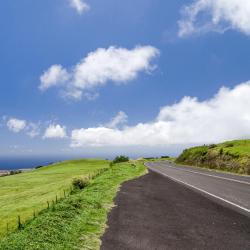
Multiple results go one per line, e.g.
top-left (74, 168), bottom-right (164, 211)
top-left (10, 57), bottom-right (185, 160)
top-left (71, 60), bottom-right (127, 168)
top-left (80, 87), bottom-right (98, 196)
top-left (112, 155), bottom-right (129, 164)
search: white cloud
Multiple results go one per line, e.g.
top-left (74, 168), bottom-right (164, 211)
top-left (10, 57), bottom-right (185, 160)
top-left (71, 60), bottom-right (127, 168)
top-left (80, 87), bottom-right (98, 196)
top-left (69, 0), bottom-right (90, 14)
top-left (40, 65), bottom-right (70, 91)
top-left (178, 0), bottom-right (250, 37)
top-left (71, 81), bottom-right (250, 148)
top-left (26, 123), bottom-right (40, 138)
top-left (40, 46), bottom-right (159, 100)
top-left (7, 118), bottom-right (27, 133)
top-left (106, 111), bottom-right (128, 129)
top-left (43, 124), bottom-right (67, 139)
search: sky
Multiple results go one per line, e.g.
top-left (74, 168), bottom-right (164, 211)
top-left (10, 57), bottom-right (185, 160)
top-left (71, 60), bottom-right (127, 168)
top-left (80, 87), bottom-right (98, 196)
top-left (1, 0), bottom-right (250, 159)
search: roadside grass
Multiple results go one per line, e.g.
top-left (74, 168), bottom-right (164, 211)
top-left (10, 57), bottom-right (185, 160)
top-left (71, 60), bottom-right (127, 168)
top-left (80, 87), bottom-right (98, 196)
top-left (144, 157), bottom-right (176, 162)
top-left (0, 159), bottom-right (109, 238)
top-left (0, 161), bottom-right (146, 250)
top-left (176, 139), bottom-right (250, 175)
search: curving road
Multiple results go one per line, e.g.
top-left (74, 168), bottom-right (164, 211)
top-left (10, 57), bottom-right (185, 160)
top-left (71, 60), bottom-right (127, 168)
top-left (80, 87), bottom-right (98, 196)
top-left (146, 161), bottom-right (250, 217)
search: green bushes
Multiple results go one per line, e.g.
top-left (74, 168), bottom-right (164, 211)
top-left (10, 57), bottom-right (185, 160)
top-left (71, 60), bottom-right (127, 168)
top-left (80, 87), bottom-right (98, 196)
top-left (176, 140), bottom-right (250, 175)
top-left (72, 178), bottom-right (89, 190)
top-left (112, 155), bottom-right (129, 164)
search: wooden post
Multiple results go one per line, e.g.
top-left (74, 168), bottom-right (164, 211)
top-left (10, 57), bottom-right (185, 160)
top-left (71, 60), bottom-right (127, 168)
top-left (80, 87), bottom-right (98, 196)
top-left (18, 215), bottom-right (22, 229)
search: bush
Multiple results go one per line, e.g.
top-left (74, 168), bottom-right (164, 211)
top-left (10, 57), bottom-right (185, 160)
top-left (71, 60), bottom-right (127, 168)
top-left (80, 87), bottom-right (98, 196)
top-left (112, 155), bottom-right (129, 164)
top-left (72, 177), bottom-right (89, 190)
top-left (161, 156), bottom-right (170, 159)
top-left (10, 170), bottom-right (22, 175)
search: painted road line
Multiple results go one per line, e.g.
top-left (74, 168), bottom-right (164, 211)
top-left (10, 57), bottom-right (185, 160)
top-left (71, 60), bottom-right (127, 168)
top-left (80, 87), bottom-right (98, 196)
top-left (155, 163), bottom-right (250, 185)
top-left (148, 166), bottom-right (250, 214)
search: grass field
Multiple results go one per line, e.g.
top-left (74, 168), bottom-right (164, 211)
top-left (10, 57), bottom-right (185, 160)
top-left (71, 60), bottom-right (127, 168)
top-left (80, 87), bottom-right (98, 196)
top-left (176, 139), bottom-right (250, 175)
top-left (0, 159), bottom-right (109, 238)
top-left (0, 161), bottom-right (146, 249)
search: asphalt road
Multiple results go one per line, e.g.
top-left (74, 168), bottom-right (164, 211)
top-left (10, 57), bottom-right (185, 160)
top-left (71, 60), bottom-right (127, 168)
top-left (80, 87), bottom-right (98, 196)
top-left (101, 170), bottom-right (250, 250)
top-left (146, 161), bottom-right (250, 216)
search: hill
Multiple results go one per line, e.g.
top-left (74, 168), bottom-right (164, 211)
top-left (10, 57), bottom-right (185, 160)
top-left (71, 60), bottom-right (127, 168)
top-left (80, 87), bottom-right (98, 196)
top-left (0, 159), bottom-right (146, 249)
top-left (176, 140), bottom-right (250, 175)
top-left (0, 159), bottom-right (109, 238)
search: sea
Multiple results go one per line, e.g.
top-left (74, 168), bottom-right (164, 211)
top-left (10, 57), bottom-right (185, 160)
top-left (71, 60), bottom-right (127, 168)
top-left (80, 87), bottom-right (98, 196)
top-left (0, 157), bottom-right (66, 170)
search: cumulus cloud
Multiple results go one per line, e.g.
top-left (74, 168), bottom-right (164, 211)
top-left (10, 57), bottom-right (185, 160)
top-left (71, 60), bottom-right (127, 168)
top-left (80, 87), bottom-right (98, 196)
top-left (106, 111), bottom-right (128, 129)
top-left (43, 124), bottom-right (67, 139)
top-left (39, 46), bottom-right (159, 100)
top-left (40, 65), bottom-right (70, 91)
top-left (6, 118), bottom-right (41, 137)
top-left (71, 81), bottom-right (250, 148)
top-left (69, 0), bottom-right (90, 14)
top-left (7, 118), bottom-right (27, 133)
top-left (178, 0), bottom-right (250, 37)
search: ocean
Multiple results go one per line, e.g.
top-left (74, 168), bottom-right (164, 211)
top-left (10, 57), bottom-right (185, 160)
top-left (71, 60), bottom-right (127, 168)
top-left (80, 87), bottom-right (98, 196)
top-left (0, 157), bottom-right (64, 170)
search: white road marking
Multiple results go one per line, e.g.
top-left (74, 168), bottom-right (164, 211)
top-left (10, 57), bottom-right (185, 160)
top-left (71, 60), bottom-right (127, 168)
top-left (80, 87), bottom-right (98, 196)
top-left (153, 163), bottom-right (250, 185)
top-left (147, 166), bottom-right (250, 214)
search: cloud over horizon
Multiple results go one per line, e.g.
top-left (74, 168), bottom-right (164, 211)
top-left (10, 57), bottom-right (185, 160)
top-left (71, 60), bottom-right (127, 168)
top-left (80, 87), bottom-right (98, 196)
top-left (71, 81), bottom-right (250, 148)
top-left (43, 124), bottom-right (67, 139)
top-left (7, 118), bottom-right (27, 133)
top-left (39, 46), bottom-right (160, 100)
top-left (178, 0), bottom-right (250, 37)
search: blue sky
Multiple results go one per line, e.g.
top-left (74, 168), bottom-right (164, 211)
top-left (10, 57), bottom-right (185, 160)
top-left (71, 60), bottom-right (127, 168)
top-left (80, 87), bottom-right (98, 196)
top-left (1, 0), bottom-right (250, 158)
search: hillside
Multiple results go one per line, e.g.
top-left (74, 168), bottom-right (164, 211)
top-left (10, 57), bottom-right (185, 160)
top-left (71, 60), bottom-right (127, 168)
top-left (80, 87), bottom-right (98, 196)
top-left (176, 140), bottom-right (250, 175)
top-left (0, 159), bottom-right (109, 238)
top-left (0, 160), bottom-right (146, 249)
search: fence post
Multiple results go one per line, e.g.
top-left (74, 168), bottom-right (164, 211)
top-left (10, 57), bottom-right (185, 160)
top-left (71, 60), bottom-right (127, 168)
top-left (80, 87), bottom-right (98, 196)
top-left (18, 215), bottom-right (22, 229)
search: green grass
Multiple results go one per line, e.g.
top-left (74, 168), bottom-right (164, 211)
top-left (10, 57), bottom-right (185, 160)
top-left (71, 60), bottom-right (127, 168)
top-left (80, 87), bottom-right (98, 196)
top-left (0, 161), bottom-right (146, 250)
top-left (176, 139), bottom-right (250, 175)
top-left (0, 159), bottom-right (109, 238)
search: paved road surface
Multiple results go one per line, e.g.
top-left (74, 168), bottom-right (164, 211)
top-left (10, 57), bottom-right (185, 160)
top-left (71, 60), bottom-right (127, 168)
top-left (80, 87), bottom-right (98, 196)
top-left (101, 170), bottom-right (250, 250)
top-left (146, 161), bottom-right (250, 216)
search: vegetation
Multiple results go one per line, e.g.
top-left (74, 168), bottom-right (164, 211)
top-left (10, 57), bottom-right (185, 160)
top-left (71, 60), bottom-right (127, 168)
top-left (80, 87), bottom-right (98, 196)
top-left (0, 159), bottom-right (109, 238)
top-left (112, 155), bottom-right (129, 164)
top-left (176, 140), bottom-right (250, 175)
top-left (0, 161), bottom-right (146, 250)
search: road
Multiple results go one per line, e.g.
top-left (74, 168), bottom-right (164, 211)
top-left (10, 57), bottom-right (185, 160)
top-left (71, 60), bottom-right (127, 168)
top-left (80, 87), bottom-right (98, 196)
top-left (101, 169), bottom-right (250, 250)
top-left (146, 161), bottom-right (250, 216)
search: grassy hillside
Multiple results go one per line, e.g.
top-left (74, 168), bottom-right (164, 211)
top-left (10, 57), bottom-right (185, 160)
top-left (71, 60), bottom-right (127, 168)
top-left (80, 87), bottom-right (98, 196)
top-left (0, 159), bottom-right (109, 238)
top-left (0, 161), bottom-right (146, 250)
top-left (176, 140), bottom-right (250, 175)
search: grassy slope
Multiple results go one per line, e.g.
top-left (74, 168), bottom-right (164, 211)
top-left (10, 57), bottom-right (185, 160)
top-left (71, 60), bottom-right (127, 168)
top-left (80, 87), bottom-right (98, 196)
top-left (176, 140), bottom-right (250, 175)
top-left (0, 161), bottom-right (146, 250)
top-left (0, 159), bottom-right (109, 237)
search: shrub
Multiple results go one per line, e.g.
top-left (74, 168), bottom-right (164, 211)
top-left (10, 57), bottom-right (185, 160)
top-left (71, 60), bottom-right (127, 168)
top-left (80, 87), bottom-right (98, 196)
top-left (72, 177), bottom-right (89, 190)
top-left (10, 170), bottom-right (22, 175)
top-left (161, 156), bottom-right (170, 159)
top-left (112, 155), bottom-right (129, 164)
